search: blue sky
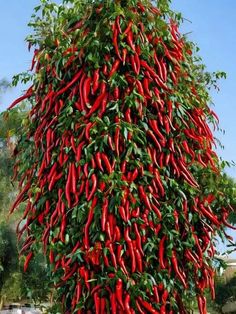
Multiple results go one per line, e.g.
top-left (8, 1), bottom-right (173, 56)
top-left (172, 0), bottom-right (236, 178)
top-left (0, 1), bottom-right (236, 255)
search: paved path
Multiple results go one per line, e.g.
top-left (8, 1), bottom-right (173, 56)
top-left (0, 309), bottom-right (41, 314)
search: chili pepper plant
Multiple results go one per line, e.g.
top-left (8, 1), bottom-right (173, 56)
top-left (9, 0), bottom-right (234, 313)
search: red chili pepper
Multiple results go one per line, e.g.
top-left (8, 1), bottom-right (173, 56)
top-left (105, 221), bottom-right (113, 242)
top-left (134, 52), bottom-right (140, 74)
top-left (124, 227), bottom-right (136, 272)
top-left (119, 206), bottom-right (127, 222)
top-left (114, 87), bottom-right (120, 100)
top-left (138, 186), bottom-right (152, 210)
top-left (106, 240), bottom-right (117, 269)
top-left (122, 48), bottom-right (128, 65)
top-left (100, 297), bottom-right (106, 313)
top-left (171, 250), bottom-right (187, 288)
top-left (103, 251), bottom-right (110, 267)
top-left (102, 63), bottom-right (108, 76)
top-left (83, 76), bottom-right (92, 105)
top-left (126, 31), bottom-right (136, 51)
top-left (95, 152), bottom-right (104, 171)
top-left (133, 222), bottom-right (144, 256)
top-left (109, 59), bottom-right (121, 78)
top-left (143, 77), bottom-right (152, 98)
top-left (135, 80), bottom-right (145, 98)
top-left (152, 286), bottom-right (160, 304)
top-left (24, 251), bottom-right (34, 272)
top-left (93, 292), bottom-right (100, 314)
top-left (146, 130), bottom-right (162, 152)
top-left (135, 300), bottom-right (145, 314)
top-left (76, 140), bottom-right (85, 163)
top-left (114, 226), bottom-right (121, 242)
top-left (124, 294), bottom-right (132, 313)
top-left (115, 279), bottom-right (124, 310)
top-left (131, 207), bottom-right (140, 219)
top-left (71, 163), bottom-right (77, 193)
top-left (101, 153), bottom-right (112, 174)
top-left (115, 126), bottom-right (120, 157)
top-left (124, 21), bottom-right (133, 35)
top-left (9, 182), bottom-right (31, 214)
top-left (61, 262), bottom-right (78, 281)
top-left (60, 214), bottom-right (67, 243)
top-left (115, 15), bottom-right (122, 33)
top-left (84, 197), bottom-right (98, 249)
top-left (159, 236), bottom-right (166, 269)
top-left (130, 55), bottom-right (138, 75)
top-left (57, 69), bottom-right (83, 98)
top-left (134, 248), bottom-right (143, 272)
top-left (92, 69), bottom-right (100, 95)
top-left (8, 87), bottom-right (33, 110)
top-left (101, 198), bottom-right (108, 232)
top-left (85, 122), bottom-right (95, 141)
top-left (113, 28), bottom-right (122, 60)
top-left (222, 212), bottom-right (236, 230)
top-left (86, 90), bottom-right (106, 118)
top-left (199, 204), bottom-right (220, 226)
top-left (137, 297), bottom-right (158, 314)
top-left (151, 203), bottom-right (162, 220)
top-left (197, 295), bottom-right (207, 314)
top-left (87, 174), bottom-right (98, 201)
top-left (110, 291), bottom-right (117, 314)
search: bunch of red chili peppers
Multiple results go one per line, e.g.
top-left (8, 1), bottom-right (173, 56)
top-left (9, 1), bottom-right (234, 313)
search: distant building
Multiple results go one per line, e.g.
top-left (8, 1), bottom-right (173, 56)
top-left (221, 258), bottom-right (236, 282)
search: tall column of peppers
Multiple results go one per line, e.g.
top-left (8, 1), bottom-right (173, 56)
top-left (9, 0), bottom-right (234, 313)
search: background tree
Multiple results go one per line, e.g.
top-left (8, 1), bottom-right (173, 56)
top-left (0, 223), bottom-right (18, 305)
top-left (0, 85), bottom-right (51, 307)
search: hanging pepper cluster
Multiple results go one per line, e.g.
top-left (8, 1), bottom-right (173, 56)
top-left (9, 0), bottom-right (234, 313)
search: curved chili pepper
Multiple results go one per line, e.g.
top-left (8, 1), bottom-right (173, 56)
top-left (87, 174), bottom-right (98, 201)
top-left (115, 126), bottom-right (120, 157)
top-left (126, 31), bottom-right (135, 51)
top-left (83, 76), bottom-right (92, 105)
top-left (92, 69), bottom-right (100, 95)
top-left (116, 279), bottom-right (124, 310)
top-left (171, 250), bottom-right (187, 289)
top-left (109, 59), bottom-right (121, 78)
top-left (119, 205), bottom-right (127, 222)
top-left (100, 297), bottom-right (106, 313)
top-left (137, 297), bottom-right (158, 314)
top-left (133, 222), bottom-right (144, 256)
top-left (24, 251), bottom-right (34, 272)
top-left (159, 236), bottom-right (166, 269)
top-left (124, 293), bottom-right (132, 313)
top-left (146, 130), bottom-right (162, 152)
top-left (101, 153), bottom-right (112, 174)
top-left (122, 48), bottom-right (128, 64)
top-left (84, 197), bottom-right (98, 249)
top-left (135, 300), bottom-right (145, 314)
top-left (113, 27), bottom-right (122, 60)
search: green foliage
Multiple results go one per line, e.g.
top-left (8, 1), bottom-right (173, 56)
top-left (21, 253), bottom-right (50, 305)
top-left (215, 276), bottom-right (236, 306)
top-left (0, 223), bottom-right (18, 291)
top-left (8, 0), bottom-right (235, 312)
top-left (0, 105), bottom-right (28, 142)
top-left (1, 272), bottom-right (23, 302)
top-left (0, 79), bottom-right (10, 97)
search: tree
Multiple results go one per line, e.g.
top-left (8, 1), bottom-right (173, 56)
top-left (9, 0), bottom-right (234, 313)
top-left (0, 223), bottom-right (18, 295)
top-left (21, 253), bottom-right (50, 306)
top-left (0, 84), bottom-right (51, 306)
top-left (0, 79), bottom-right (10, 96)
